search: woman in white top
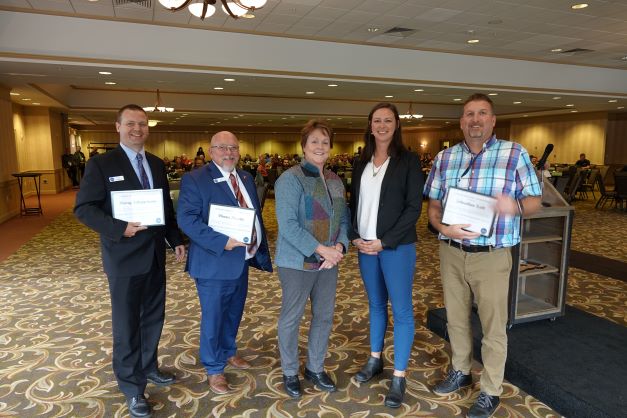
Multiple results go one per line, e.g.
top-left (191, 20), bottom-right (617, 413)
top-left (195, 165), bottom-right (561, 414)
top-left (348, 102), bottom-right (424, 408)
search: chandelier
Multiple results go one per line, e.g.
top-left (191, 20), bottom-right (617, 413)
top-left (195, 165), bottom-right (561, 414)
top-left (399, 102), bottom-right (423, 120)
top-left (143, 89), bottom-right (174, 113)
top-left (158, 0), bottom-right (267, 20)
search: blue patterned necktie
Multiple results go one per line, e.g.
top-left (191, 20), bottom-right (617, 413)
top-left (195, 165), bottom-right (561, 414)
top-left (136, 153), bottom-right (151, 189)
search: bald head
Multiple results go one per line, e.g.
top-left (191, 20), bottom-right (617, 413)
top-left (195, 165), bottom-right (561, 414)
top-left (210, 131), bottom-right (240, 172)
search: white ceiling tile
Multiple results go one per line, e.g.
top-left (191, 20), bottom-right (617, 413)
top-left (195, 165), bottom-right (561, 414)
top-left (304, 6), bottom-right (347, 19)
top-left (0, 0), bottom-right (33, 7)
top-left (414, 8), bottom-right (463, 22)
top-left (319, 0), bottom-right (363, 9)
top-left (334, 10), bottom-right (378, 24)
top-left (522, 34), bottom-right (583, 47)
top-left (71, 0), bottom-right (115, 15)
top-left (416, 39), bottom-right (468, 51)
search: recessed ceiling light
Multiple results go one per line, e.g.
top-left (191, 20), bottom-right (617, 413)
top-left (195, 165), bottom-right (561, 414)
top-left (523, 115), bottom-right (528, 117)
top-left (608, 99), bottom-right (618, 103)
top-left (513, 101), bottom-right (522, 104)
top-left (553, 96), bottom-right (562, 100)
top-left (328, 84), bottom-right (338, 87)
top-left (367, 27), bottom-right (379, 32)
top-left (306, 91), bottom-right (315, 95)
top-left (385, 95), bottom-right (393, 98)
top-left (99, 71), bottom-right (112, 75)
top-left (32, 102), bottom-right (40, 105)
top-left (10, 92), bottom-right (20, 96)
top-left (467, 39), bottom-right (480, 44)
top-left (571, 110), bottom-right (579, 112)
top-left (445, 121), bottom-right (450, 124)
top-left (621, 56), bottom-right (627, 61)
top-left (566, 104), bottom-right (574, 107)
top-left (105, 81), bottom-right (116, 85)
top-left (618, 106), bottom-right (625, 109)
top-left (551, 48), bottom-right (563, 53)
top-left (488, 93), bottom-right (498, 96)
top-left (224, 78), bottom-right (235, 81)
top-left (21, 98), bottom-right (31, 101)
top-left (214, 87), bottom-right (223, 90)
top-left (414, 89), bottom-right (424, 92)
top-left (571, 3), bottom-right (588, 10)
top-left (453, 98), bottom-right (462, 101)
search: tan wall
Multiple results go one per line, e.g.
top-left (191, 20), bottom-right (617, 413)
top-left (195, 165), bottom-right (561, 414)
top-left (0, 86), bottom-right (20, 221)
top-left (510, 113), bottom-right (607, 165)
top-left (605, 114), bottom-right (627, 165)
top-left (78, 130), bottom-right (366, 160)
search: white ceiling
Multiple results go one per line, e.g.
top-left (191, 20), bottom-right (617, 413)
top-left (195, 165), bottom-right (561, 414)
top-left (1, 0), bottom-right (626, 129)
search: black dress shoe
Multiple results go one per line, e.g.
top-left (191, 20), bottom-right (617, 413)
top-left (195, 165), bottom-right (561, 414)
top-left (283, 374), bottom-right (302, 398)
top-left (355, 356), bottom-right (384, 383)
top-left (146, 370), bottom-right (176, 386)
top-left (384, 376), bottom-right (406, 408)
top-left (304, 368), bottom-right (337, 392)
top-left (127, 395), bottom-right (152, 418)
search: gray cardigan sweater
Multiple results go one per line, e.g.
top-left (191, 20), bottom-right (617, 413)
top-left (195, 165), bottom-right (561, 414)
top-left (274, 160), bottom-right (349, 271)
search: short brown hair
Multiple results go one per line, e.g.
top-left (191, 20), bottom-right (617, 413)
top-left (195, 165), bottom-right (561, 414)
top-left (116, 104), bottom-right (147, 123)
top-left (463, 93), bottom-right (495, 114)
top-left (301, 119), bottom-right (333, 150)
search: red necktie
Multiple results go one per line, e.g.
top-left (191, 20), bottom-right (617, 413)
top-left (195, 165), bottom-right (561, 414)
top-left (230, 173), bottom-right (257, 248)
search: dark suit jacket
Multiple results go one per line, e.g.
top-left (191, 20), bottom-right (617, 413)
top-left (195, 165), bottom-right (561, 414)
top-left (74, 146), bottom-right (182, 277)
top-left (176, 161), bottom-right (272, 280)
top-left (349, 150), bottom-right (424, 249)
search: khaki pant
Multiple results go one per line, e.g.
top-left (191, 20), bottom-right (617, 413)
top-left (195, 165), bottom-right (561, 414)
top-left (439, 241), bottom-right (512, 396)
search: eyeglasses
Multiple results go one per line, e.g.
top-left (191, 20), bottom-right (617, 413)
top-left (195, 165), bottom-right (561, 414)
top-left (211, 145), bottom-right (239, 152)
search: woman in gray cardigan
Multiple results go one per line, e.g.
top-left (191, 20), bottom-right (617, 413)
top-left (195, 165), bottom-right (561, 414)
top-left (274, 120), bottom-right (349, 398)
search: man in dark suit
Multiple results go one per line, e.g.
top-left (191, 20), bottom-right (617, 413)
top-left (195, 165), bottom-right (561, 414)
top-left (74, 104), bottom-right (185, 418)
top-left (176, 131), bottom-right (272, 395)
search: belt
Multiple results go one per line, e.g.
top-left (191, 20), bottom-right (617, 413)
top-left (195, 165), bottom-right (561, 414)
top-left (445, 239), bottom-right (493, 253)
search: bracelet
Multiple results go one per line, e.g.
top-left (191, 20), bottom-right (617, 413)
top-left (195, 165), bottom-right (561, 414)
top-left (516, 199), bottom-right (524, 216)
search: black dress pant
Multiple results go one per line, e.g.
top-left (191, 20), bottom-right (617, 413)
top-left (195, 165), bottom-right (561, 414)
top-left (107, 257), bottom-right (166, 397)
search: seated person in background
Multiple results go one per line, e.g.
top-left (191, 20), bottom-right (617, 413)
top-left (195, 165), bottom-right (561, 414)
top-left (193, 156), bottom-right (205, 170)
top-left (575, 153), bottom-right (590, 168)
top-left (530, 155), bottom-right (551, 178)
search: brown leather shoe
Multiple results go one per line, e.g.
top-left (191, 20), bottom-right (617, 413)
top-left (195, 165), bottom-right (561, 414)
top-left (208, 374), bottom-right (228, 394)
top-left (227, 355), bottom-right (251, 369)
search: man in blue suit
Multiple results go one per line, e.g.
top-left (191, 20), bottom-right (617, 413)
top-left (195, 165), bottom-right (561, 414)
top-left (177, 131), bottom-right (273, 395)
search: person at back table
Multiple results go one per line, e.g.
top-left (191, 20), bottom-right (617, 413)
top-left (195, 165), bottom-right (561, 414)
top-left (74, 104), bottom-right (185, 418)
top-left (349, 102), bottom-right (424, 409)
top-left (575, 153), bottom-right (590, 168)
top-left (176, 131), bottom-right (273, 395)
top-left (424, 93), bottom-right (541, 418)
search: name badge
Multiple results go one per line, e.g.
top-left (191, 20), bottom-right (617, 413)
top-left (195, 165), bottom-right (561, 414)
top-left (213, 177), bottom-right (227, 183)
top-left (109, 176), bottom-right (125, 182)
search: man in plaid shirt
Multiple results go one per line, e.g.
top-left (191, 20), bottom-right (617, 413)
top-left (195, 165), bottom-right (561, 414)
top-left (424, 93), bottom-right (542, 418)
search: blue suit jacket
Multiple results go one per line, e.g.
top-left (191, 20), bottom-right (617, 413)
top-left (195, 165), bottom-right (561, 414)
top-left (177, 162), bottom-right (273, 280)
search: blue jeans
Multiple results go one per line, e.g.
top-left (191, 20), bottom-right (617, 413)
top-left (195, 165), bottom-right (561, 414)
top-left (358, 243), bottom-right (416, 371)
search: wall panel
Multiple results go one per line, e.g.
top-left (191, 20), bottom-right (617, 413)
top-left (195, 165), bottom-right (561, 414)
top-left (605, 114), bottom-right (627, 165)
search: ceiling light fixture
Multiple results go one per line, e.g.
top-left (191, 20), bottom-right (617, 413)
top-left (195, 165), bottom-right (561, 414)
top-left (159, 0), bottom-right (266, 20)
top-left (224, 78), bottom-right (235, 81)
top-left (214, 87), bottom-right (224, 90)
top-left (571, 3), bottom-right (588, 10)
top-left (551, 48), bottom-right (563, 52)
top-left (305, 91), bottom-right (315, 95)
top-left (414, 88), bottom-right (424, 92)
top-left (99, 71), bottom-right (112, 75)
top-left (453, 98), bottom-right (462, 101)
top-left (385, 95), bottom-right (394, 98)
top-left (608, 99), bottom-right (618, 103)
top-left (328, 84), bottom-right (338, 87)
top-left (488, 93), bottom-right (498, 96)
top-left (399, 102), bottom-right (423, 120)
top-left (148, 120), bottom-right (160, 127)
top-left (553, 96), bottom-right (562, 99)
top-left (566, 104), bottom-right (574, 107)
top-left (143, 89), bottom-right (174, 112)
top-left (10, 92), bottom-right (20, 96)
top-left (467, 39), bottom-right (480, 44)
top-left (105, 81), bottom-right (116, 85)
top-left (513, 101), bottom-right (522, 104)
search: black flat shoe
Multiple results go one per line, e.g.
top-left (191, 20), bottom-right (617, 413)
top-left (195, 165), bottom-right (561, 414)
top-left (304, 368), bottom-right (337, 392)
top-left (355, 356), bottom-right (383, 383)
top-left (146, 370), bottom-right (176, 386)
top-left (384, 376), bottom-right (406, 408)
top-left (283, 374), bottom-right (302, 398)
top-left (127, 394), bottom-right (152, 418)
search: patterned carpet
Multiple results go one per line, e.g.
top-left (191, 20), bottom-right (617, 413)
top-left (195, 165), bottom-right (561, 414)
top-left (0, 197), bottom-right (625, 417)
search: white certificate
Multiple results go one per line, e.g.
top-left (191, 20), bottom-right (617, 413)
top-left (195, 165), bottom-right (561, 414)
top-left (208, 204), bottom-right (256, 244)
top-left (111, 189), bottom-right (165, 226)
top-left (442, 187), bottom-right (497, 237)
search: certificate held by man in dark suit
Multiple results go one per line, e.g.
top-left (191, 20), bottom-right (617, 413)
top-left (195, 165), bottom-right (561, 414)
top-left (74, 104), bottom-right (185, 418)
top-left (176, 131), bottom-right (272, 396)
